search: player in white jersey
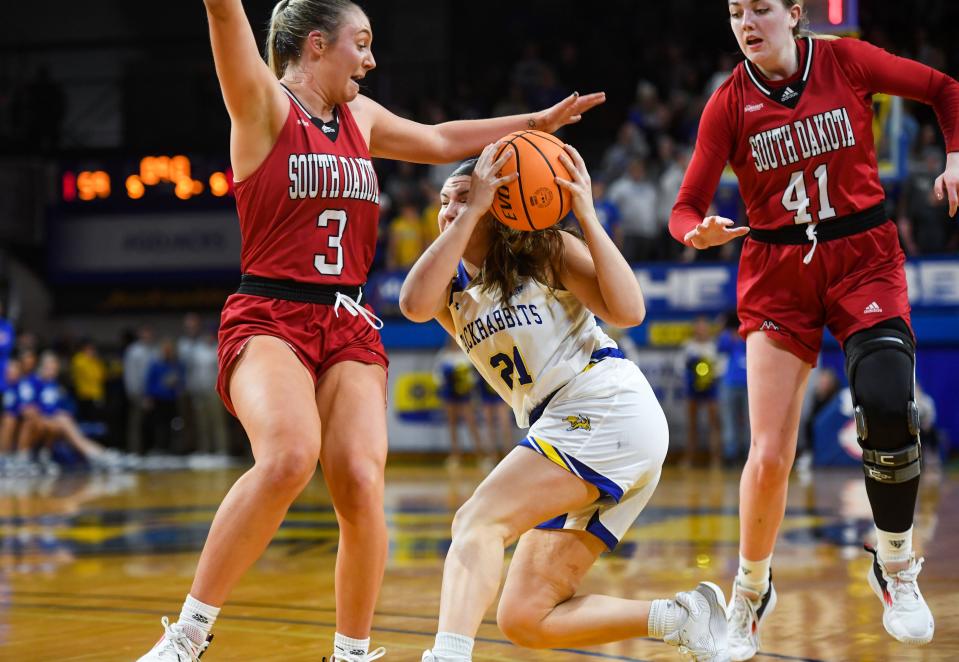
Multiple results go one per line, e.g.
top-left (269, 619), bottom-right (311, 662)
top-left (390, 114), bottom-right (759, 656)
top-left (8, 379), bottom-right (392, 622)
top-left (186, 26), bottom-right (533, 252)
top-left (400, 144), bottom-right (730, 662)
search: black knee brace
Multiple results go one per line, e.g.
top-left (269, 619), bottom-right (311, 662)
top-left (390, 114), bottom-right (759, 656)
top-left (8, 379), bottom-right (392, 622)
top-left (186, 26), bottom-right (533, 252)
top-left (843, 319), bottom-right (921, 484)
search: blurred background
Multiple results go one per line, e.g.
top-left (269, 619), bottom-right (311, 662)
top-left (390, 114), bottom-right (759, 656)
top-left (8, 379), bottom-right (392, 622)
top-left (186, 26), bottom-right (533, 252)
top-left (0, 0), bottom-right (956, 471)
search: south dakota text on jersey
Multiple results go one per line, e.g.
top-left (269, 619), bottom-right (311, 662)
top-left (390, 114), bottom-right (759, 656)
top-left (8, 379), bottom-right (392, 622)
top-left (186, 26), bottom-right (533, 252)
top-left (287, 153), bottom-right (380, 203)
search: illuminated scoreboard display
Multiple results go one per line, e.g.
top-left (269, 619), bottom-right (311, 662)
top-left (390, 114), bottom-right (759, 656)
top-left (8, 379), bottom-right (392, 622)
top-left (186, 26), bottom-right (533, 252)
top-left (60, 155), bottom-right (235, 209)
top-left (805, 0), bottom-right (859, 34)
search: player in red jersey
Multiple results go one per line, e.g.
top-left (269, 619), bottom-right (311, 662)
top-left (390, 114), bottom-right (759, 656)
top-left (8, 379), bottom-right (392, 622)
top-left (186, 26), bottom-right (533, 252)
top-left (137, 2), bottom-right (604, 661)
top-left (669, 1), bottom-right (959, 658)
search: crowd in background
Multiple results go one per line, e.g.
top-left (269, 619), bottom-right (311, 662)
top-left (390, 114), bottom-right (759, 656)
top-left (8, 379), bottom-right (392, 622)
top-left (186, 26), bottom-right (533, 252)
top-left (0, 305), bottom-right (239, 476)
top-left (0, 17), bottom-right (956, 474)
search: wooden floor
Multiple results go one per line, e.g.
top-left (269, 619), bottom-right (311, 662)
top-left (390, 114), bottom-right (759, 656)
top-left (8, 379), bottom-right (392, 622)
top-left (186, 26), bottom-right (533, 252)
top-left (1, 462), bottom-right (956, 661)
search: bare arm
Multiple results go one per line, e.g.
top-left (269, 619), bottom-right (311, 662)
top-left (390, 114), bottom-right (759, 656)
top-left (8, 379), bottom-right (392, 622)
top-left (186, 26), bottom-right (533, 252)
top-left (669, 88), bottom-right (749, 249)
top-left (555, 145), bottom-right (646, 328)
top-left (358, 91), bottom-right (605, 164)
top-left (399, 144), bottom-right (517, 321)
top-left (204, 0), bottom-right (288, 177)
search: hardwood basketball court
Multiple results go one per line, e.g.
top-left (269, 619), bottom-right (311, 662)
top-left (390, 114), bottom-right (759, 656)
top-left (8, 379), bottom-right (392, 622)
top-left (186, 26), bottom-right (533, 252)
top-left (2, 463), bottom-right (956, 660)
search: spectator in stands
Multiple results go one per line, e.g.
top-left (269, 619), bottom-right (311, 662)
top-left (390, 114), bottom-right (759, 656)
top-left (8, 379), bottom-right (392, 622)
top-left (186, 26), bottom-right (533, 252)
top-left (187, 325), bottom-right (229, 457)
top-left (0, 358), bottom-right (21, 463)
top-left (797, 367), bottom-right (841, 477)
top-left (475, 376), bottom-right (510, 466)
top-left (16, 351), bottom-right (122, 472)
top-left (177, 313), bottom-right (203, 452)
top-left (609, 158), bottom-right (660, 262)
top-left (600, 122), bottom-right (649, 182)
top-left (144, 339), bottom-right (185, 454)
top-left (898, 147), bottom-right (958, 255)
top-left (657, 138), bottom-right (691, 261)
top-left (680, 316), bottom-right (721, 468)
top-left (387, 202), bottom-right (426, 270)
top-left (0, 300), bottom-right (14, 391)
top-left (70, 339), bottom-right (107, 427)
top-left (717, 312), bottom-right (749, 466)
top-left (591, 178), bottom-right (622, 247)
top-left (386, 160), bottom-right (422, 209)
top-left (434, 337), bottom-right (483, 470)
top-left (123, 326), bottom-right (156, 454)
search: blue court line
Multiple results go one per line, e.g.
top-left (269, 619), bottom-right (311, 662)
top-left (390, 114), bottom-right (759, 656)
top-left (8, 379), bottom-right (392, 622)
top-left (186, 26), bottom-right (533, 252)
top-left (2, 598), bottom-right (827, 661)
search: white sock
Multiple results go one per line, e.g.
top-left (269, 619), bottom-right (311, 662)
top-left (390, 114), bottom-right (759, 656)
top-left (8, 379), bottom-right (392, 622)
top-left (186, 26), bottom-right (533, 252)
top-left (737, 553), bottom-right (771, 595)
top-left (876, 526), bottom-right (913, 564)
top-left (432, 631), bottom-right (474, 661)
top-left (334, 632), bottom-right (370, 659)
top-left (648, 598), bottom-right (685, 639)
top-left (177, 594), bottom-right (220, 645)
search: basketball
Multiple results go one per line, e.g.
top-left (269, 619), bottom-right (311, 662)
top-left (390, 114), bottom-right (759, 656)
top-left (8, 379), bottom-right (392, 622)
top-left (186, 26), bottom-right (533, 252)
top-left (490, 130), bottom-right (572, 231)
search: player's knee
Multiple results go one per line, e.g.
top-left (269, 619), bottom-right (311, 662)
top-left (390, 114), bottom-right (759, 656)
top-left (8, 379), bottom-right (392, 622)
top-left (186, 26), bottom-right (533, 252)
top-left (331, 460), bottom-right (384, 517)
top-left (256, 448), bottom-right (317, 494)
top-left (497, 598), bottom-right (550, 648)
top-left (747, 435), bottom-right (793, 485)
top-left (497, 583), bottom-right (570, 648)
top-left (845, 320), bottom-right (921, 484)
top-left (451, 498), bottom-right (512, 545)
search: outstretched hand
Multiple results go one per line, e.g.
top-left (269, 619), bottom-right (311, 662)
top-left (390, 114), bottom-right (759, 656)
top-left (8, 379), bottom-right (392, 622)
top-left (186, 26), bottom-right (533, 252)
top-left (534, 91), bottom-right (606, 134)
top-left (683, 215), bottom-right (750, 249)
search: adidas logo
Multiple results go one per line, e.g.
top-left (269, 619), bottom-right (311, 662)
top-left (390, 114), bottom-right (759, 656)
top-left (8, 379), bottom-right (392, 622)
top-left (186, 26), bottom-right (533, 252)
top-left (780, 86), bottom-right (798, 101)
top-left (321, 124), bottom-right (336, 134)
top-left (863, 301), bottom-right (883, 314)
top-left (760, 320), bottom-right (781, 332)
top-left (191, 613), bottom-right (210, 624)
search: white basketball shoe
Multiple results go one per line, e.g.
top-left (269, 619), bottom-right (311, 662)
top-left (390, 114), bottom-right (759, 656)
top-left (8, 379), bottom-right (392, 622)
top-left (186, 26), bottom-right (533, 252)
top-left (865, 545), bottom-right (934, 645)
top-left (137, 617), bottom-right (211, 661)
top-left (330, 647), bottom-right (386, 661)
top-left (664, 581), bottom-right (730, 661)
top-left (727, 576), bottom-right (776, 661)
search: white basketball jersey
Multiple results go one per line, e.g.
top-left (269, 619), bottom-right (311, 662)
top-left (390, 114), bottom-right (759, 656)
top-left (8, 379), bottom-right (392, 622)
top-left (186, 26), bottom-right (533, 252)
top-left (448, 263), bottom-right (616, 427)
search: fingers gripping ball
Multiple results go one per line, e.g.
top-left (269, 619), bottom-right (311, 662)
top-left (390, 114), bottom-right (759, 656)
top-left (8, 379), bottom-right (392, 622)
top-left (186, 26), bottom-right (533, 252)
top-left (490, 130), bottom-right (572, 231)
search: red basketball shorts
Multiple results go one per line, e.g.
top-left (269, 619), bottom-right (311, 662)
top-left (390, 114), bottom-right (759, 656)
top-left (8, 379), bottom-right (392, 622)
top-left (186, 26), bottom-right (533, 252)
top-left (737, 220), bottom-right (912, 365)
top-left (216, 293), bottom-right (389, 416)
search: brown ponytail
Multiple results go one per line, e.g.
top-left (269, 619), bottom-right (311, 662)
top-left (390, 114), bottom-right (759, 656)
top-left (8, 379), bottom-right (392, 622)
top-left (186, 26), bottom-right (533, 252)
top-left (473, 215), bottom-right (575, 308)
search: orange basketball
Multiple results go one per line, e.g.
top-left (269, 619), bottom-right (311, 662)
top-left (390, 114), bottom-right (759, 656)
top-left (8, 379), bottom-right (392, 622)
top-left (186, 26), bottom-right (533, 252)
top-left (489, 130), bottom-right (572, 231)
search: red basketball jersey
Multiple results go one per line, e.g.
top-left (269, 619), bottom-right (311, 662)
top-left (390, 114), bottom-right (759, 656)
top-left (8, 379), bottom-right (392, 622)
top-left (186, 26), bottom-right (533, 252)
top-left (671, 37), bottom-right (959, 238)
top-left (233, 88), bottom-right (380, 285)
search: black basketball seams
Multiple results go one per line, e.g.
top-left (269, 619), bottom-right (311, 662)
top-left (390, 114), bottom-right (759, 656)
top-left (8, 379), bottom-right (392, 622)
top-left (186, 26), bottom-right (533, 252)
top-left (515, 134), bottom-right (566, 227)
top-left (509, 141), bottom-right (536, 231)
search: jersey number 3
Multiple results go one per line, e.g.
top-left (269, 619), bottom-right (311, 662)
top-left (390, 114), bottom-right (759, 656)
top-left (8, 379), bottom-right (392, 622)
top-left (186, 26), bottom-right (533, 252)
top-left (490, 346), bottom-right (533, 390)
top-left (782, 164), bottom-right (836, 225)
top-left (314, 209), bottom-right (347, 275)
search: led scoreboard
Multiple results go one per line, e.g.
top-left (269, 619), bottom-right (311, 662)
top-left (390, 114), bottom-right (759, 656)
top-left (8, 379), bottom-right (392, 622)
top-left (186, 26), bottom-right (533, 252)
top-left (59, 154), bottom-right (235, 210)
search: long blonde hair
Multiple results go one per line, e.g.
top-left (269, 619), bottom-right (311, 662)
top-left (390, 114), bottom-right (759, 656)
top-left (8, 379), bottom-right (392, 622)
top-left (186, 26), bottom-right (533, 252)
top-left (265, 0), bottom-right (359, 79)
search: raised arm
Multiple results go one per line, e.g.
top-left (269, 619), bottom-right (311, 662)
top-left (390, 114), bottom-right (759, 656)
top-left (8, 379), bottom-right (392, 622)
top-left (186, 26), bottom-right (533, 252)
top-left (204, 0), bottom-right (288, 176)
top-left (358, 91), bottom-right (605, 164)
top-left (399, 144), bottom-right (517, 322)
top-left (554, 145), bottom-right (646, 328)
